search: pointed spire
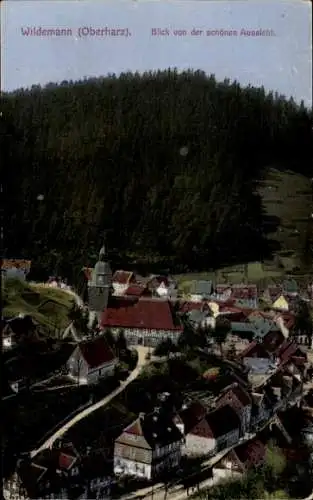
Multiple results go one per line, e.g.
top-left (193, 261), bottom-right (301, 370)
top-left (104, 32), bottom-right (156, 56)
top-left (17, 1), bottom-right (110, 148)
top-left (99, 245), bottom-right (105, 260)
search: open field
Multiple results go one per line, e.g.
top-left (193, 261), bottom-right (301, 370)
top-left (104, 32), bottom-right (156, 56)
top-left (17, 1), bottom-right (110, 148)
top-left (2, 278), bottom-right (75, 335)
top-left (258, 168), bottom-right (312, 257)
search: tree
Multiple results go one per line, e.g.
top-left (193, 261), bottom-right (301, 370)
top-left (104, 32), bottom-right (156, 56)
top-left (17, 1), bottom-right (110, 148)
top-left (3, 72), bottom-right (312, 283)
top-left (116, 329), bottom-right (127, 355)
top-left (211, 317), bottom-right (231, 355)
top-left (68, 305), bottom-right (89, 335)
top-left (154, 338), bottom-right (177, 357)
top-left (103, 328), bottom-right (116, 349)
top-left (293, 300), bottom-right (313, 337)
top-left (90, 315), bottom-right (99, 336)
top-left (262, 442), bottom-right (287, 492)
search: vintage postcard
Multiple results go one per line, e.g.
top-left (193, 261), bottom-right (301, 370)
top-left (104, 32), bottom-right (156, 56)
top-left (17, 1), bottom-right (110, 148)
top-left (1, 1), bottom-right (313, 499)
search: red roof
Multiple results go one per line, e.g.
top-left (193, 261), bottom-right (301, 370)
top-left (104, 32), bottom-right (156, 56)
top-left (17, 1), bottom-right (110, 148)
top-left (276, 341), bottom-right (306, 363)
top-left (282, 447), bottom-right (310, 462)
top-left (263, 330), bottom-right (285, 353)
top-left (230, 384), bottom-right (252, 407)
top-left (101, 297), bottom-right (182, 332)
top-left (219, 306), bottom-right (250, 322)
top-left (179, 401), bottom-right (207, 434)
top-left (231, 285), bottom-right (258, 299)
top-left (268, 285), bottom-right (282, 297)
top-left (240, 341), bottom-right (270, 359)
top-left (280, 312), bottom-right (295, 330)
top-left (234, 439), bottom-right (265, 466)
top-left (1, 259), bottom-right (31, 271)
top-left (58, 452), bottom-right (77, 470)
top-left (123, 418), bottom-right (143, 436)
top-left (248, 310), bottom-right (273, 320)
top-left (113, 270), bottom-right (133, 285)
top-left (125, 284), bottom-right (149, 297)
top-left (179, 302), bottom-right (205, 313)
top-left (191, 404), bottom-right (240, 438)
top-left (79, 337), bottom-right (116, 369)
top-left (82, 267), bottom-right (92, 280)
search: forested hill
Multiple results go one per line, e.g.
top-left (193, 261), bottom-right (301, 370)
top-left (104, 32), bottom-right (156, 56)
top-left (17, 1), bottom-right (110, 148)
top-left (2, 70), bottom-right (312, 282)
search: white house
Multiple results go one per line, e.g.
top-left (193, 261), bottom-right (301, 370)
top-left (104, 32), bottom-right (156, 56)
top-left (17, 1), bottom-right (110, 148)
top-left (114, 410), bottom-right (183, 480)
top-left (112, 270), bottom-right (135, 296)
top-left (2, 323), bottom-right (15, 350)
top-left (156, 281), bottom-right (170, 297)
top-left (186, 404), bottom-right (240, 457)
top-left (66, 336), bottom-right (118, 385)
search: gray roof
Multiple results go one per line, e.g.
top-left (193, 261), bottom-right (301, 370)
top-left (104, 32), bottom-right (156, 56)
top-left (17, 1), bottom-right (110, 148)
top-left (188, 310), bottom-right (208, 324)
top-left (283, 279), bottom-right (298, 293)
top-left (190, 280), bottom-right (212, 295)
top-left (244, 358), bottom-right (275, 374)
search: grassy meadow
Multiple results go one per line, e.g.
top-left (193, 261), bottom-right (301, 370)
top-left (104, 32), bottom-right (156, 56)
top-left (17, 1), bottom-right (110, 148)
top-left (2, 278), bottom-right (75, 335)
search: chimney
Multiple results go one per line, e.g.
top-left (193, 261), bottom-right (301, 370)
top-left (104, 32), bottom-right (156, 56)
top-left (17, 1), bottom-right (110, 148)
top-left (139, 412), bottom-right (145, 421)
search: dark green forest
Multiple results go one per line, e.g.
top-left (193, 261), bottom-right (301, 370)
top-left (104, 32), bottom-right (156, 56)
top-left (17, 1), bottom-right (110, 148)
top-left (1, 70), bottom-right (312, 282)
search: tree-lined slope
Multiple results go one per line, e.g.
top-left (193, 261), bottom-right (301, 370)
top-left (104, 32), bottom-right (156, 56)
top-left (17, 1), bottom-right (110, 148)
top-left (2, 70), bottom-right (312, 280)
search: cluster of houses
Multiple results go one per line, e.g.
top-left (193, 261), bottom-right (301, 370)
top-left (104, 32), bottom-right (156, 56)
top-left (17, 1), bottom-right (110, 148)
top-left (1, 259), bottom-right (31, 281)
top-left (4, 442), bottom-right (113, 500)
top-left (92, 266), bottom-right (312, 351)
top-left (5, 355), bottom-right (312, 499)
top-left (2, 253), bottom-right (313, 498)
top-left (2, 317), bottom-right (119, 393)
top-left (113, 329), bottom-right (310, 482)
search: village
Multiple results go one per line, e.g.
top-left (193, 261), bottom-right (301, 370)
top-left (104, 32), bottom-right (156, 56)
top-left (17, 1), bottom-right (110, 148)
top-left (2, 250), bottom-right (313, 500)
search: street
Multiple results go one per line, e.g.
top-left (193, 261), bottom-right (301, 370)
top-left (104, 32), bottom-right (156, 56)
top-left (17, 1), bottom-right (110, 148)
top-left (30, 346), bottom-right (149, 458)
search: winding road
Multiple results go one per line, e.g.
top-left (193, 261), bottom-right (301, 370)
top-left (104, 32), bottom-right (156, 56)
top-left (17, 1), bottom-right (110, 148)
top-left (30, 346), bottom-right (149, 459)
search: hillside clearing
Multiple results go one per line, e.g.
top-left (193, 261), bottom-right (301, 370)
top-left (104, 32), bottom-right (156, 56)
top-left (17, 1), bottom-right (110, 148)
top-left (176, 168), bottom-right (312, 290)
top-left (2, 279), bottom-right (75, 335)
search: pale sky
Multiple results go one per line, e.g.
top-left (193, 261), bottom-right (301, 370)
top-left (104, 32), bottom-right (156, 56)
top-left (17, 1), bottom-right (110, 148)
top-left (1, 0), bottom-right (312, 106)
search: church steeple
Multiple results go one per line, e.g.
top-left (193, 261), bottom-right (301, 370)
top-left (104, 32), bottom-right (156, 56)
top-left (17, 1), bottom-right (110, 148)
top-left (99, 244), bottom-right (106, 261)
top-left (87, 242), bottom-right (112, 323)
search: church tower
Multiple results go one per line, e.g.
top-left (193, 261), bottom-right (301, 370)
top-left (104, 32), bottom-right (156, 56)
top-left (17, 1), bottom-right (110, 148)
top-left (87, 243), bottom-right (112, 324)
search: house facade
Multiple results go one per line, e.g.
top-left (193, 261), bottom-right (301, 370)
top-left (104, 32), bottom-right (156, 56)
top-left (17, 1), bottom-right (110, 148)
top-left (2, 320), bottom-right (16, 350)
top-left (216, 384), bottom-right (252, 435)
top-left (186, 404), bottom-right (240, 457)
top-left (214, 439), bottom-right (265, 475)
top-left (4, 445), bottom-right (113, 500)
top-left (241, 341), bottom-right (275, 375)
top-left (250, 392), bottom-right (273, 429)
top-left (1, 259), bottom-right (31, 281)
top-left (174, 401), bottom-right (207, 437)
top-left (114, 411), bottom-right (183, 480)
top-left (272, 295), bottom-right (289, 311)
top-left (66, 336), bottom-right (118, 385)
top-left (112, 270), bottom-right (135, 296)
top-left (101, 297), bottom-right (183, 347)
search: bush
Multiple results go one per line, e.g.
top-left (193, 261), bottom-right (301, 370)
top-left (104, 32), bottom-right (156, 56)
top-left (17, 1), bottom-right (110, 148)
top-left (154, 338), bottom-right (178, 357)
